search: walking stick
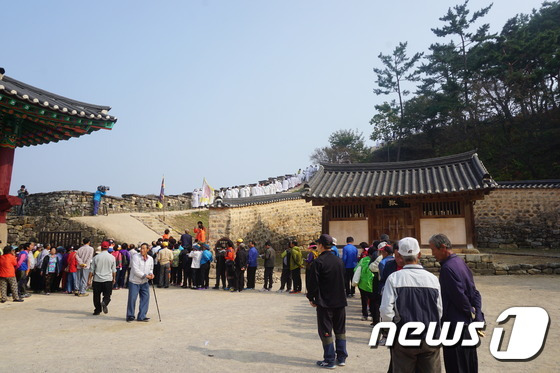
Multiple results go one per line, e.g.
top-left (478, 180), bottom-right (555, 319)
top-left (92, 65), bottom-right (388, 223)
top-left (151, 280), bottom-right (162, 322)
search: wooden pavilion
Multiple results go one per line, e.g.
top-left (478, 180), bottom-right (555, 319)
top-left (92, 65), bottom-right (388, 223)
top-left (303, 151), bottom-right (497, 249)
top-left (0, 69), bottom-right (117, 243)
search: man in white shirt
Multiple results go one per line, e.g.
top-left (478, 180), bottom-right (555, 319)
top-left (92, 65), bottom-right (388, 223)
top-left (126, 243), bottom-right (154, 322)
top-left (188, 246), bottom-right (203, 289)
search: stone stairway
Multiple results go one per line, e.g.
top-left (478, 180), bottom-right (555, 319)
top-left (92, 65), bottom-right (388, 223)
top-left (131, 214), bottom-right (181, 238)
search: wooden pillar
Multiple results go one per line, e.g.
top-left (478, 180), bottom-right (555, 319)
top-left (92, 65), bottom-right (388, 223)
top-left (0, 146), bottom-right (15, 244)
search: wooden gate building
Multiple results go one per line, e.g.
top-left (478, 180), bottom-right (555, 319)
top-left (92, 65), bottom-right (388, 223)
top-left (303, 151), bottom-right (497, 249)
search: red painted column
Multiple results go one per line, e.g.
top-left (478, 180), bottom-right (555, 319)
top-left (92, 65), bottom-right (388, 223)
top-left (0, 146), bottom-right (15, 223)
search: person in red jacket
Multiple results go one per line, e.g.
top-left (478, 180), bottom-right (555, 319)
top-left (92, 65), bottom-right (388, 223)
top-left (0, 246), bottom-right (23, 303)
top-left (65, 246), bottom-right (79, 294)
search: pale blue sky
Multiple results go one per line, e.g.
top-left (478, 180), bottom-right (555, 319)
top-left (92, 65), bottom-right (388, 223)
top-left (5, 0), bottom-right (546, 196)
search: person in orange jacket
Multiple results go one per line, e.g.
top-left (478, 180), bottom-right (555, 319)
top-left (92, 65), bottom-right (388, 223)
top-left (194, 221), bottom-right (206, 243)
top-left (225, 242), bottom-right (236, 290)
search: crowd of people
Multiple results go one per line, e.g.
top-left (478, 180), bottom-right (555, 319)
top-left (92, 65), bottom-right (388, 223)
top-left (191, 165), bottom-right (319, 208)
top-left (0, 224), bottom-right (483, 372)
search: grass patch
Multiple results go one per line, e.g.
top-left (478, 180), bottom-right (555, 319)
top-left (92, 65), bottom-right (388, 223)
top-left (161, 210), bottom-right (209, 234)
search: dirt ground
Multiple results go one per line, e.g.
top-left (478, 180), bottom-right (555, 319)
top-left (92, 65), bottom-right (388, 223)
top-left (1, 275), bottom-right (558, 373)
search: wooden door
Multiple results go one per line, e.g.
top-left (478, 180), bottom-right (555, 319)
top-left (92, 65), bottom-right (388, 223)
top-left (370, 208), bottom-right (416, 243)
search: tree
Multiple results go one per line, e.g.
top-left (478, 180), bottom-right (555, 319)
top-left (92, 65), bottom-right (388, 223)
top-left (310, 129), bottom-right (370, 164)
top-left (372, 42), bottom-right (423, 161)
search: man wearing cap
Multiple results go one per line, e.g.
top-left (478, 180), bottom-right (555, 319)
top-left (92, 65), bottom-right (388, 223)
top-left (380, 237), bottom-right (442, 373)
top-left (88, 241), bottom-right (117, 315)
top-left (307, 234), bottom-right (348, 369)
top-left (430, 233), bottom-right (484, 373)
top-left (127, 243), bottom-right (154, 322)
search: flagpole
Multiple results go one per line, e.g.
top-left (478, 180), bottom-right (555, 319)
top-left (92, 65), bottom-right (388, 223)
top-left (161, 175), bottom-right (166, 222)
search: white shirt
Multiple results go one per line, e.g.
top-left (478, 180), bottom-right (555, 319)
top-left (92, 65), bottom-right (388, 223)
top-left (129, 254), bottom-right (154, 285)
top-left (189, 250), bottom-right (202, 268)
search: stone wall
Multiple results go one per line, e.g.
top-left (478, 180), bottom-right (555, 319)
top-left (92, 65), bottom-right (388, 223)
top-left (209, 198), bottom-right (323, 250)
top-left (12, 191), bottom-right (191, 217)
top-left (6, 216), bottom-right (107, 246)
top-left (474, 188), bottom-right (560, 249)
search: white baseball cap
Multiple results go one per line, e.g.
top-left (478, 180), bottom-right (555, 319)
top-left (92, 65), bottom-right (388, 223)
top-left (399, 237), bottom-right (420, 257)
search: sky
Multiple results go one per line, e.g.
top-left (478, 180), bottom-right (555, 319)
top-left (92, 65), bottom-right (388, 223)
top-left (5, 0), bottom-right (547, 196)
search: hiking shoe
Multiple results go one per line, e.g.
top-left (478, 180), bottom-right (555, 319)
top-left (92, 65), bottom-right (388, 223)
top-left (316, 360), bottom-right (336, 369)
top-left (101, 301), bottom-right (108, 314)
top-left (13, 299), bottom-right (24, 302)
top-left (137, 318), bottom-right (150, 322)
top-left (337, 359), bottom-right (346, 366)
top-left (126, 317), bottom-right (135, 322)
top-left (92, 311), bottom-right (101, 316)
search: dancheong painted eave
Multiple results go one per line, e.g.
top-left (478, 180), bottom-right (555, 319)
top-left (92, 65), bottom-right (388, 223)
top-left (304, 151), bottom-right (498, 200)
top-left (0, 73), bottom-right (117, 148)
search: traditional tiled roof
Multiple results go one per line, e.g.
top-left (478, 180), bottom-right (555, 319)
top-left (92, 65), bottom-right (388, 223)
top-left (497, 180), bottom-right (560, 189)
top-left (305, 151), bottom-right (497, 200)
top-left (215, 192), bottom-right (303, 208)
top-left (0, 74), bottom-right (117, 148)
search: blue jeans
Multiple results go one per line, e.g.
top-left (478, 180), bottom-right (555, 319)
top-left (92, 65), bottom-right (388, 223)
top-left (127, 282), bottom-right (150, 320)
top-left (93, 200), bottom-right (100, 215)
top-left (66, 272), bottom-right (77, 292)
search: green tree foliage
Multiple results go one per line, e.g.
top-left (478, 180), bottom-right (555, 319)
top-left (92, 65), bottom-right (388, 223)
top-left (371, 42), bottom-right (423, 160)
top-left (310, 129), bottom-right (370, 164)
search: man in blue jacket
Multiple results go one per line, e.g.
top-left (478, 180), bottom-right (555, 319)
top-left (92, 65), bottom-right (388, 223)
top-left (342, 237), bottom-right (358, 297)
top-left (430, 233), bottom-right (484, 373)
top-left (246, 241), bottom-right (259, 290)
top-left (92, 186), bottom-right (107, 216)
top-left (199, 244), bottom-right (213, 289)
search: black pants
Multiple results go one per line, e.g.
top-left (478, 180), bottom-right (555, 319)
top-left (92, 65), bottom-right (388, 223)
top-left (170, 266), bottom-right (180, 285)
top-left (93, 281), bottom-right (113, 313)
top-left (182, 266), bottom-right (192, 287)
top-left (16, 270), bottom-right (28, 296)
top-left (247, 267), bottom-right (257, 289)
top-left (291, 268), bottom-right (302, 292)
top-left (443, 325), bottom-right (479, 373)
top-left (316, 306), bottom-right (348, 363)
top-left (345, 268), bottom-right (355, 295)
top-left (192, 268), bottom-right (201, 288)
top-left (235, 268), bottom-right (245, 291)
top-left (200, 262), bottom-right (210, 288)
top-left (358, 288), bottom-right (375, 318)
top-left (264, 267), bottom-right (274, 289)
top-left (215, 259), bottom-right (226, 288)
top-left (280, 268), bottom-right (291, 290)
top-left (226, 262), bottom-right (236, 288)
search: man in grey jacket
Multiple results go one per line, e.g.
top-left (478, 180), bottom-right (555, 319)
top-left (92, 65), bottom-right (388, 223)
top-left (76, 238), bottom-right (94, 297)
top-left (261, 241), bottom-right (275, 291)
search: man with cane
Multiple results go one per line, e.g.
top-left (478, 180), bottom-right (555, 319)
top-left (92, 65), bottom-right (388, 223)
top-left (126, 243), bottom-right (154, 322)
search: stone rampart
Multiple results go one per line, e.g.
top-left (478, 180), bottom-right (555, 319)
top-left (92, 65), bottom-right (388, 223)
top-left (6, 216), bottom-right (107, 246)
top-left (209, 198), bottom-right (323, 250)
top-left (12, 191), bottom-right (191, 217)
top-left (474, 188), bottom-right (560, 249)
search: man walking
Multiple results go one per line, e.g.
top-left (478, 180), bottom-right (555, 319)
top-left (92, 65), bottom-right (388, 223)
top-left (126, 243), bottom-right (154, 322)
top-left (430, 233), bottom-right (484, 373)
top-left (342, 237), bottom-right (358, 297)
top-left (246, 241), bottom-right (259, 290)
top-left (88, 241), bottom-right (116, 315)
top-left (380, 237), bottom-right (442, 373)
top-left (76, 238), bottom-right (94, 297)
top-left (262, 241), bottom-right (275, 291)
top-left (307, 234), bottom-right (348, 368)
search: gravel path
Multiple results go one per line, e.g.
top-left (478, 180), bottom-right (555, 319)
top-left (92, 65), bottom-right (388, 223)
top-left (1, 276), bottom-right (558, 372)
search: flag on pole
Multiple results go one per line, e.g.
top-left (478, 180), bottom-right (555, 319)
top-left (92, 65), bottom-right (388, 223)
top-left (200, 178), bottom-right (214, 206)
top-left (157, 176), bottom-right (165, 209)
